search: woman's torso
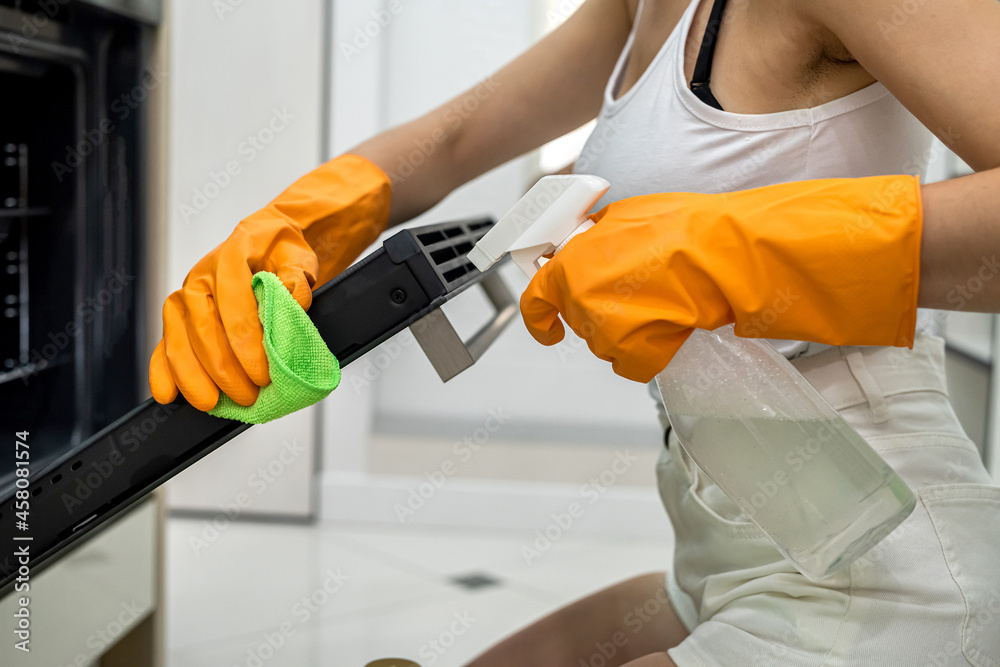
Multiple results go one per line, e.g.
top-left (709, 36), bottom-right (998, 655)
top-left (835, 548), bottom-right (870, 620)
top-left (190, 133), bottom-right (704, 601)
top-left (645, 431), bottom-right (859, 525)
top-left (576, 0), bottom-right (938, 355)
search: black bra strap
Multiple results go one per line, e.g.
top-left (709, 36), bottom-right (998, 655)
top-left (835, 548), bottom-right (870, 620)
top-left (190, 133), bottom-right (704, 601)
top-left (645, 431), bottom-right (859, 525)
top-left (689, 0), bottom-right (729, 111)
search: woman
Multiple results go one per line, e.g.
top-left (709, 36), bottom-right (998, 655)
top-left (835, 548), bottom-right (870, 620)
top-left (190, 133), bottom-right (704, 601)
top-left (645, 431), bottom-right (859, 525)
top-left (151, 0), bottom-right (1000, 664)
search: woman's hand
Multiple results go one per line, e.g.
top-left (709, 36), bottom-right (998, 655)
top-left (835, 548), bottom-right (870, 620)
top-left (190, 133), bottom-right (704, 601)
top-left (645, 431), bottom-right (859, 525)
top-left (149, 154), bottom-right (391, 411)
top-left (520, 176), bottom-right (924, 382)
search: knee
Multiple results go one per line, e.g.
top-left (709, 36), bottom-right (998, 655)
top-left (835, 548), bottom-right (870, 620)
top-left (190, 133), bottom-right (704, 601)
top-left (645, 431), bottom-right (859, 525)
top-left (622, 652), bottom-right (678, 667)
top-left (622, 571), bottom-right (668, 588)
top-left (617, 571), bottom-right (669, 598)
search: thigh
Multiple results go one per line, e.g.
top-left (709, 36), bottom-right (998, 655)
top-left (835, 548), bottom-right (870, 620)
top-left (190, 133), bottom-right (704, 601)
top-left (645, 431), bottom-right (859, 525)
top-left (653, 338), bottom-right (1000, 665)
top-left (665, 476), bottom-right (1000, 667)
top-left (658, 431), bottom-right (1000, 667)
top-left (622, 653), bottom-right (678, 666)
top-left (463, 572), bottom-right (688, 667)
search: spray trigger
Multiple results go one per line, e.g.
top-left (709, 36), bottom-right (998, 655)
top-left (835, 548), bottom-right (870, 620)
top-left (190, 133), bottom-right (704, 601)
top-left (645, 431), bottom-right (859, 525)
top-left (467, 175), bottom-right (610, 278)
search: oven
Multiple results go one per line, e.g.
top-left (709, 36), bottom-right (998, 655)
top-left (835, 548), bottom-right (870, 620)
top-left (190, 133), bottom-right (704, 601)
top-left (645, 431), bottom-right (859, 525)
top-left (0, 0), bottom-right (160, 491)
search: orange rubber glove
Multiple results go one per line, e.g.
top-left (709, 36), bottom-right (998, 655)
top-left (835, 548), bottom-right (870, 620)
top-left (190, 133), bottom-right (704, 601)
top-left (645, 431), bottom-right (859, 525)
top-left (520, 175), bottom-right (923, 383)
top-left (150, 154), bottom-right (391, 410)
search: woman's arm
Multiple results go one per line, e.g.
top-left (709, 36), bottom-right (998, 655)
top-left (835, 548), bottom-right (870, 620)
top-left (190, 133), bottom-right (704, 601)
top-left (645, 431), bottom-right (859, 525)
top-left (801, 0), bottom-right (1000, 312)
top-left (920, 170), bottom-right (1000, 312)
top-left (150, 0), bottom-right (643, 409)
top-left (350, 0), bottom-right (636, 226)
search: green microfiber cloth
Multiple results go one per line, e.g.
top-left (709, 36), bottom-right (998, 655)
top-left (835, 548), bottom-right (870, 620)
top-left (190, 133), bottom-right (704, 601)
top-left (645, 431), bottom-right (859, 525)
top-left (209, 271), bottom-right (340, 424)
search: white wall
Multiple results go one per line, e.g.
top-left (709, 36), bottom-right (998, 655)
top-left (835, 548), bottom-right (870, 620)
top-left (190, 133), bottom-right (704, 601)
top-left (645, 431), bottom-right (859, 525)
top-left (317, 1), bottom-right (666, 536)
top-left (327, 1), bottom-right (662, 454)
top-left (163, 0), bottom-right (327, 517)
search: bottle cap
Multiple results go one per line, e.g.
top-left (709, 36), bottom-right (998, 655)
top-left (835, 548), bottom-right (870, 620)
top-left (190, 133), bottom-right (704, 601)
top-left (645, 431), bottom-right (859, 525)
top-left (469, 174), bottom-right (610, 277)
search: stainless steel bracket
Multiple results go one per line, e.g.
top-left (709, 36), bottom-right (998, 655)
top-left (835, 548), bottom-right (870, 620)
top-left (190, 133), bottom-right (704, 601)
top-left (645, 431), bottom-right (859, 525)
top-left (410, 272), bottom-right (517, 381)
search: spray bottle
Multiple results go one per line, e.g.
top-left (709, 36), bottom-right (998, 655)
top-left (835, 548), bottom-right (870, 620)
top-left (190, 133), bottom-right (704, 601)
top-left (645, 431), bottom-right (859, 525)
top-left (470, 174), bottom-right (916, 581)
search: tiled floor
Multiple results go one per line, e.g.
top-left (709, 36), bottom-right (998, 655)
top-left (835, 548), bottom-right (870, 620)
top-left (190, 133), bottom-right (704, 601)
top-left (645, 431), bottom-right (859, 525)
top-left (369, 434), bottom-right (664, 485)
top-left (165, 517), bottom-right (675, 666)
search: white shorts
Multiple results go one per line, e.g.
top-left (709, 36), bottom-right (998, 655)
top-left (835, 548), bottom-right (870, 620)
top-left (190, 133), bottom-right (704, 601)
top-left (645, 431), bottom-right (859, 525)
top-left (655, 335), bottom-right (1000, 666)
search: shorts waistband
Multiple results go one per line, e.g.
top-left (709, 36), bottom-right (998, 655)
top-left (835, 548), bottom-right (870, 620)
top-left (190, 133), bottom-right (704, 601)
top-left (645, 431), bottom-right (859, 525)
top-left (790, 335), bottom-right (948, 413)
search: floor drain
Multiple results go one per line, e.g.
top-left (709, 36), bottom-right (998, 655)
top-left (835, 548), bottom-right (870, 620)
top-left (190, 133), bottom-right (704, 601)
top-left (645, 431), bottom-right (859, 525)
top-left (448, 572), bottom-right (502, 590)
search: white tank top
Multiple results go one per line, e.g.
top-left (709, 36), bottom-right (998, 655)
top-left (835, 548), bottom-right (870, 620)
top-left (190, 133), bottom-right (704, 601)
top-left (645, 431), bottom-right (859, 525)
top-left (576, 0), bottom-right (937, 356)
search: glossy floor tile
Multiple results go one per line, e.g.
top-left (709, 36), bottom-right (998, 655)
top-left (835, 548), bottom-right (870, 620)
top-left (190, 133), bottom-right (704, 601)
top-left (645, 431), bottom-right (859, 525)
top-left (165, 518), bottom-right (675, 666)
top-left (369, 433), bottom-right (664, 486)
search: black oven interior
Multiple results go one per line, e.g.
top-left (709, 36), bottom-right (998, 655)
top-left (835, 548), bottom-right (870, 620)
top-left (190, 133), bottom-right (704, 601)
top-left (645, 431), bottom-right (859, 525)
top-left (0, 1), bottom-right (155, 489)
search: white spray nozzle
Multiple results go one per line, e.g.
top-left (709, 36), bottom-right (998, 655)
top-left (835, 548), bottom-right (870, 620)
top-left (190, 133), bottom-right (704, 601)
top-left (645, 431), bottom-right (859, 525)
top-left (468, 174), bottom-right (610, 278)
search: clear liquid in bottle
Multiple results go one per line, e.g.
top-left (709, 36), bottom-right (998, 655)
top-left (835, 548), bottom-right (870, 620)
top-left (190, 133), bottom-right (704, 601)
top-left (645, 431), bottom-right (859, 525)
top-left (657, 326), bottom-right (915, 580)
